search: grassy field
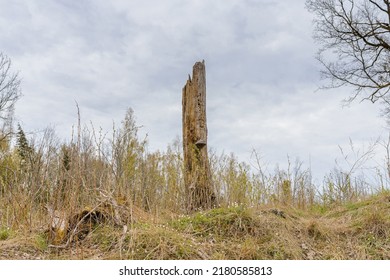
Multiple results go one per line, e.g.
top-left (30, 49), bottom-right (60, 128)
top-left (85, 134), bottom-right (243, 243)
top-left (1, 191), bottom-right (389, 260)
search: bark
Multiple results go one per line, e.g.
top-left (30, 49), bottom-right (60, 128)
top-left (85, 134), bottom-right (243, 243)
top-left (182, 60), bottom-right (215, 211)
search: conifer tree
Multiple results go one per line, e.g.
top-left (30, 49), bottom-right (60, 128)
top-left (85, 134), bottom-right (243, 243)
top-left (16, 123), bottom-right (32, 163)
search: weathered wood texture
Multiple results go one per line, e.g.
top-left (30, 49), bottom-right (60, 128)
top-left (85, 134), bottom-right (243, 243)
top-left (182, 60), bottom-right (215, 211)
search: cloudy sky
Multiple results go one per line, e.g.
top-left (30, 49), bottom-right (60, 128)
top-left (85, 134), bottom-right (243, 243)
top-left (0, 0), bottom-right (387, 181)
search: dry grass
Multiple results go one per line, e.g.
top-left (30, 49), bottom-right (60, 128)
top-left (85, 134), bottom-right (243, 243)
top-left (1, 109), bottom-right (390, 259)
top-left (1, 192), bottom-right (389, 260)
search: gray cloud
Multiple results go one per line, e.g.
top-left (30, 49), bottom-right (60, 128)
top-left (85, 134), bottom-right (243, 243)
top-left (0, 0), bottom-right (386, 181)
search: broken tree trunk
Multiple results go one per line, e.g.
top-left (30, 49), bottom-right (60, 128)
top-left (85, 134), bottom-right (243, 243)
top-left (182, 60), bottom-right (215, 211)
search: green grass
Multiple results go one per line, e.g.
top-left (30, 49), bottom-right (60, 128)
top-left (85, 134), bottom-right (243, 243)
top-left (171, 206), bottom-right (261, 238)
top-left (34, 233), bottom-right (48, 251)
top-left (0, 227), bottom-right (12, 241)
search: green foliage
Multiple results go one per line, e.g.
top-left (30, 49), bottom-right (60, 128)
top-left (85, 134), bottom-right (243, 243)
top-left (0, 227), bottom-right (12, 240)
top-left (16, 124), bottom-right (32, 163)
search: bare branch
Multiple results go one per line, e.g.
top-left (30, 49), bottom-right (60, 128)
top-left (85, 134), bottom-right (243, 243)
top-left (368, 0), bottom-right (387, 13)
top-left (307, 0), bottom-right (390, 102)
top-left (0, 52), bottom-right (21, 123)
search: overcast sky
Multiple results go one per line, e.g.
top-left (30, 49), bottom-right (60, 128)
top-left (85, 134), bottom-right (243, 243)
top-left (0, 0), bottom-right (388, 182)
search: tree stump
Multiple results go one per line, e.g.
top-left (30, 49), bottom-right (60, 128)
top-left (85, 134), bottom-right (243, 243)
top-left (182, 60), bottom-right (215, 211)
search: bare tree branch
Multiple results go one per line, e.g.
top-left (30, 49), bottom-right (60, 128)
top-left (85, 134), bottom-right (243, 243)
top-left (306, 0), bottom-right (390, 103)
top-left (0, 52), bottom-right (21, 124)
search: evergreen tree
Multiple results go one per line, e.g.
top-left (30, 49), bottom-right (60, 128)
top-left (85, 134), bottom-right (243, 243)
top-left (16, 123), bottom-right (32, 162)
